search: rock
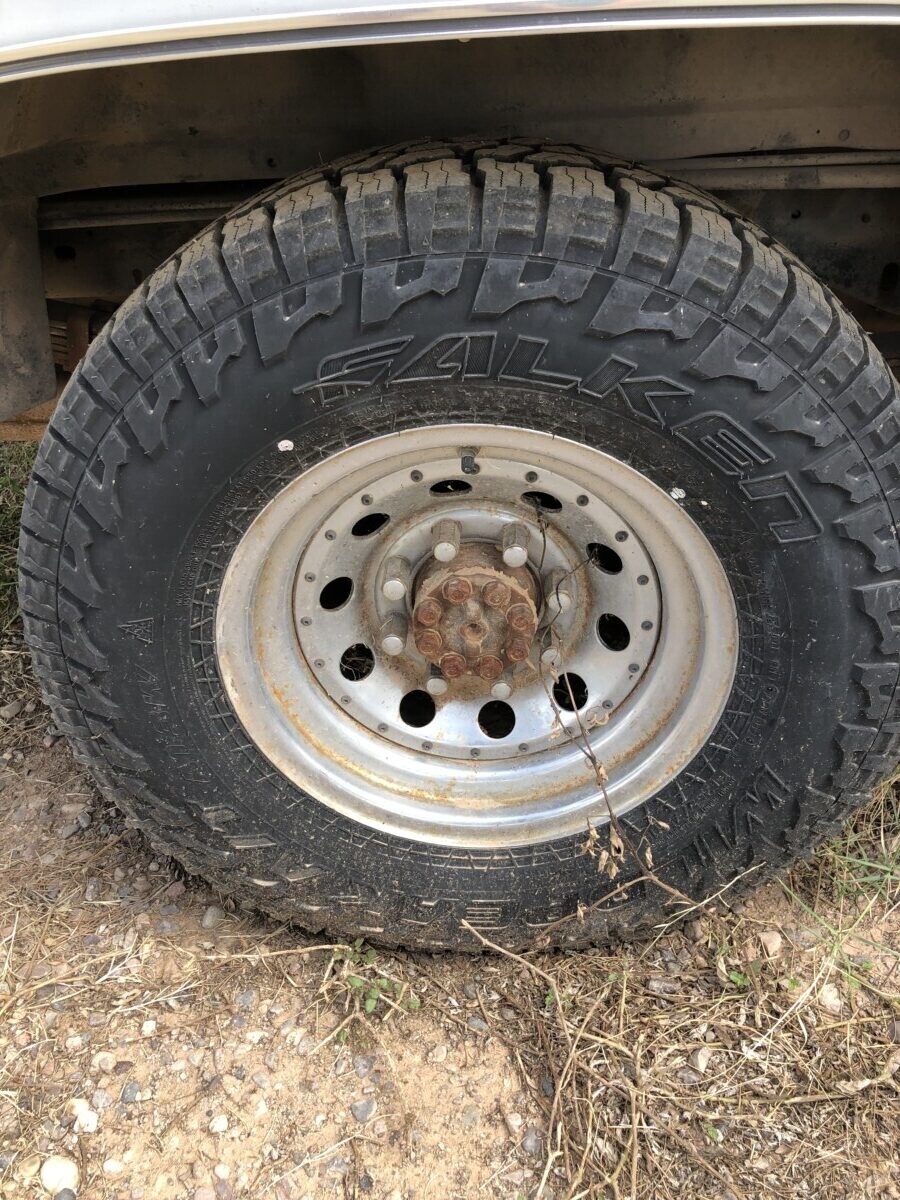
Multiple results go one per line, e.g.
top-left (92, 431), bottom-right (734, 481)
top-left (17, 1154), bottom-right (41, 1182)
top-left (53, 1192), bottom-right (77, 1200)
top-left (194, 1189), bottom-right (216, 1200)
top-left (646, 978), bottom-right (679, 996)
top-left (460, 1103), bottom-right (479, 1129)
top-left (759, 930), bottom-right (783, 959)
top-left (818, 983), bottom-right (842, 1015)
top-left (504, 1111), bottom-right (524, 1136)
top-left (209, 1114), bottom-right (229, 1134)
top-left (522, 1126), bottom-right (543, 1155)
top-left (90, 1051), bottom-right (116, 1074)
top-left (350, 1098), bottom-right (376, 1124)
top-left (539, 1075), bottom-right (554, 1098)
top-left (103, 1160), bottom-right (124, 1176)
top-left (201, 906), bottom-right (225, 930)
top-left (39, 1155), bottom-right (79, 1195)
top-left (684, 918), bottom-right (704, 942)
top-left (676, 1067), bottom-right (704, 1087)
top-left (689, 1046), bottom-right (713, 1074)
top-left (353, 1054), bottom-right (375, 1078)
top-left (250, 1070), bottom-right (269, 1090)
top-left (466, 1015), bottom-right (489, 1033)
top-left (1, 699), bottom-right (24, 720)
top-left (213, 1165), bottom-right (230, 1180)
top-left (427, 1044), bottom-right (448, 1064)
top-left (120, 1081), bottom-right (140, 1104)
top-left (141, 1019), bottom-right (157, 1037)
top-left (235, 989), bottom-right (257, 1011)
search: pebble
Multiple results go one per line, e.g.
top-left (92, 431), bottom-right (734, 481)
top-left (1, 699), bottom-right (24, 720)
top-left (427, 1044), bottom-right (448, 1064)
top-left (684, 918), bottom-right (704, 942)
top-left (350, 1098), bottom-right (376, 1123)
top-left (39, 1155), bottom-right (79, 1194)
top-left (689, 1046), bottom-right (713, 1073)
top-left (102, 1160), bottom-right (124, 1176)
top-left (502, 1112), bottom-right (523, 1139)
top-left (209, 1114), bottom-right (229, 1134)
top-left (235, 989), bottom-right (257, 1011)
top-left (353, 1054), bottom-right (375, 1078)
top-left (460, 1103), bottom-right (479, 1129)
top-left (120, 1081), bottom-right (140, 1104)
top-left (91, 1051), bottom-right (116, 1074)
top-left (646, 978), bottom-right (679, 996)
top-left (201, 906), bottom-right (225, 930)
top-left (521, 1126), bottom-right (543, 1155)
top-left (194, 1190), bottom-right (216, 1200)
top-left (759, 930), bottom-right (783, 959)
top-left (466, 1015), bottom-right (489, 1033)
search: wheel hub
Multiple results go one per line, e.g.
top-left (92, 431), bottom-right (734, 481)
top-left (411, 542), bottom-right (539, 693)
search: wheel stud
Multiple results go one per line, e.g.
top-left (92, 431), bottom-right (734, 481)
top-left (415, 629), bottom-right (443, 658)
top-left (425, 668), bottom-right (449, 696)
top-left (507, 603), bottom-right (536, 636)
top-left (506, 636), bottom-right (531, 663)
top-left (432, 519), bottom-right (461, 563)
top-left (482, 580), bottom-right (511, 609)
top-left (442, 575), bottom-right (472, 604)
top-left (501, 522), bottom-right (530, 568)
top-left (491, 676), bottom-right (513, 700)
top-left (381, 556), bottom-right (411, 601)
top-left (414, 598), bottom-right (443, 627)
top-left (440, 652), bottom-right (467, 679)
top-left (475, 654), bottom-right (504, 682)
top-left (543, 569), bottom-right (573, 617)
top-left (380, 613), bottom-right (408, 657)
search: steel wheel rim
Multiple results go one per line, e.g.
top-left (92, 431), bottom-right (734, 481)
top-left (215, 423), bottom-right (738, 847)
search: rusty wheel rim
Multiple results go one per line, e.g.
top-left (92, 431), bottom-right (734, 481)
top-left (215, 424), bottom-right (738, 847)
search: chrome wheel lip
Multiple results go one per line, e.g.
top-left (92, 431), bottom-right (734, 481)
top-left (215, 423), bottom-right (739, 848)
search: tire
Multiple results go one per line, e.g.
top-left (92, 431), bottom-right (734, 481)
top-left (18, 140), bottom-right (900, 951)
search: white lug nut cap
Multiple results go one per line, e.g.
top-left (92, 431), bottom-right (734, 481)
top-left (426, 674), bottom-right (449, 696)
top-left (432, 519), bottom-right (461, 563)
top-left (544, 569), bottom-right (573, 615)
top-left (380, 614), bottom-right (408, 657)
top-left (490, 679), bottom-right (513, 700)
top-left (501, 522), bottom-right (529, 568)
top-left (381, 556), bottom-right (411, 601)
top-left (540, 644), bottom-right (562, 669)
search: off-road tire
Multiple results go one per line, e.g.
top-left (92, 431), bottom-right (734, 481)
top-left (18, 140), bottom-right (900, 950)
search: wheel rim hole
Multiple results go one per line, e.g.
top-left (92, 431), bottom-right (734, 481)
top-left (587, 543), bottom-right (623, 574)
top-left (430, 479), bottom-right (472, 495)
top-left (399, 689), bottom-right (436, 728)
top-left (339, 643), bottom-right (375, 682)
top-left (477, 701), bottom-right (516, 739)
top-left (351, 512), bottom-right (390, 537)
top-left (552, 672), bottom-right (588, 712)
top-left (597, 613), bottom-right (631, 651)
top-left (319, 577), bottom-right (354, 611)
top-left (521, 490), bottom-right (562, 512)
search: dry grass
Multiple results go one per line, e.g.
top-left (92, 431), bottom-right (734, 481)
top-left (0, 441), bottom-right (898, 1200)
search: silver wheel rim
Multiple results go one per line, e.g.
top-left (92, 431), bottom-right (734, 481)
top-left (215, 423), bottom-right (738, 848)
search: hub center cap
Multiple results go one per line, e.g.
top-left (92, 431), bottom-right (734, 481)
top-left (412, 543), bottom-right (539, 687)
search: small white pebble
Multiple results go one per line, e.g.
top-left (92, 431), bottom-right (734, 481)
top-left (39, 1155), bottom-right (80, 1193)
top-left (103, 1159), bottom-right (124, 1176)
top-left (669, 486), bottom-right (686, 501)
top-left (209, 1114), bottom-right (229, 1134)
top-left (277, 439), bottom-right (294, 452)
top-left (141, 1019), bottom-right (157, 1037)
top-left (213, 1164), bottom-right (230, 1180)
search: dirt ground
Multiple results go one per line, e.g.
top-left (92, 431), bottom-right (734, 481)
top-left (0, 444), bottom-right (898, 1200)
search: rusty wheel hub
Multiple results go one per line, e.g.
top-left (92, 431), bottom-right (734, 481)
top-left (412, 544), bottom-right (538, 689)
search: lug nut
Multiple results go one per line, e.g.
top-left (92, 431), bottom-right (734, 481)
top-left (501, 522), bottom-right (530, 568)
top-left (506, 636), bottom-right (532, 662)
top-left (491, 677), bottom-right (513, 700)
top-left (475, 655), bottom-right (504, 682)
top-left (426, 669), bottom-right (449, 696)
top-left (380, 613), bottom-right (408, 657)
top-left (415, 629), bottom-right (443, 658)
top-left (381, 556), bottom-right (411, 601)
top-left (414, 598), bottom-right (443, 627)
top-left (440, 652), bottom-right (468, 679)
top-left (507, 603), bottom-right (536, 635)
top-left (442, 575), bottom-right (472, 604)
top-left (432, 519), bottom-right (461, 563)
top-left (544, 569), bottom-right (573, 617)
top-left (482, 580), bottom-right (511, 609)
